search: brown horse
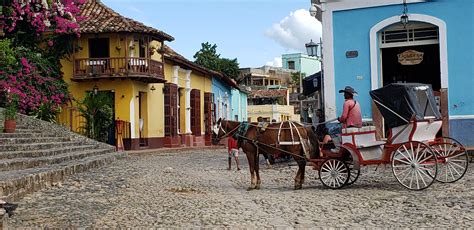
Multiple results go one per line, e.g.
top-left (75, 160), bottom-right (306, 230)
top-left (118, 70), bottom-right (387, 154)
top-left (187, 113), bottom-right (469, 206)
top-left (215, 119), bottom-right (319, 190)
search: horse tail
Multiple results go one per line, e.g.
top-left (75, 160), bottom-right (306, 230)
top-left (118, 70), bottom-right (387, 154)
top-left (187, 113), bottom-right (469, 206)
top-left (305, 126), bottom-right (320, 159)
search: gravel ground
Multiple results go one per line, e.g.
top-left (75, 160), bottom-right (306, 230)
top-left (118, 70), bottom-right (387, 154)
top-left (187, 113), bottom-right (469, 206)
top-left (7, 147), bottom-right (474, 228)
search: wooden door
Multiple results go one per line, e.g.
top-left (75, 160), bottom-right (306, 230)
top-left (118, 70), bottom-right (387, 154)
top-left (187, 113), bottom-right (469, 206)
top-left (204, 92), bottom-right (214, 135)
top-left (164, 83), bottom-right (178, 136)
top-left (191, 89), bottom-right (201, 136)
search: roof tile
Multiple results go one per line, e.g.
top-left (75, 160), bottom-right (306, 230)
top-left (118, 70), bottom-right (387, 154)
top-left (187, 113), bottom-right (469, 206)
top-left (79, 0), bottom-right (174, 41)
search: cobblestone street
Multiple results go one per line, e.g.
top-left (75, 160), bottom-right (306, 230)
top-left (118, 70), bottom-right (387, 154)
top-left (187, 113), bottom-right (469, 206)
top-left (8, 147), bottom-right (473, 228)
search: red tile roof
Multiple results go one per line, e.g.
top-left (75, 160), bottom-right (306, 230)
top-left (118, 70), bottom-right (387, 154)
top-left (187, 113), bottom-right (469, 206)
top-left (79, 0), bottom-right (174, 41)
top-left (250, 89), bottom-right (287, 98)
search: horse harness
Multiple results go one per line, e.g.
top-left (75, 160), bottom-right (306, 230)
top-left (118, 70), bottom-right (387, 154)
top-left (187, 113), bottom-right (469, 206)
top-left (227, 121), bottom-right (309, 160)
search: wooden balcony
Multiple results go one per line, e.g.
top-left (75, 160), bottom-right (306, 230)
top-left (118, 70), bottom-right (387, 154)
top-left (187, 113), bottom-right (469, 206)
top-left (73, 57), bottom-right (166, 83)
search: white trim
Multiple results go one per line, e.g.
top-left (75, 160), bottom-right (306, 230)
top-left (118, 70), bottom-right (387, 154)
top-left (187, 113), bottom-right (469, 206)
top-left (370, 14), bottom-right (448, 90)
top-left (322, 7), bottom-right (337, 120)
top-left (172, 65), bottom-right (179, 86)
top-left (185, 70), bottom-right (192, 134)
top-left (379, 39), bottom-right (439, 49)
top-left (326, 0), bottom-right (426, 12)
top-left (130, 98), bottom-right (136, 138)
top-left (450, 115), bottom-right (474, 120)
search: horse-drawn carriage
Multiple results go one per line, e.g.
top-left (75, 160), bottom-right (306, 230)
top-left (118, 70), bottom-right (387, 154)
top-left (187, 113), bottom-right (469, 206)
top-left (215, 83), bottom-right (469, 190)
top-left (312, 83), bottom-right (469, 190)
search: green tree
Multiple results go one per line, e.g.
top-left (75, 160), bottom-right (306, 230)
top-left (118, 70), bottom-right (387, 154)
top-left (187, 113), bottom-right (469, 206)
top-left (77, 92), bottom-right (113, 143)
top-left (193, 42), bottom-right (240, 80)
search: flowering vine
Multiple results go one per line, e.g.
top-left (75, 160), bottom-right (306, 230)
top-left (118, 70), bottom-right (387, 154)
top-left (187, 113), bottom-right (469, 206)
top-left (0, 0), bottom-right (86, 119)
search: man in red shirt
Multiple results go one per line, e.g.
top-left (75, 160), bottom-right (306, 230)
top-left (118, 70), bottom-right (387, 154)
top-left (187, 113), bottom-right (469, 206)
top-left (227, 136), bottom-right (241, 171)
top-left (338, 86), bottom-right (362, 128)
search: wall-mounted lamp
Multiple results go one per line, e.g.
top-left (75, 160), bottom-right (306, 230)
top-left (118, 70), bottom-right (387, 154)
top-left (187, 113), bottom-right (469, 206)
top-left (92, 84), bottom-right (99, 95)
top-left (150, 85), bottom-right (156, 91)
top-left (400, 0), bottom-right (409, 28)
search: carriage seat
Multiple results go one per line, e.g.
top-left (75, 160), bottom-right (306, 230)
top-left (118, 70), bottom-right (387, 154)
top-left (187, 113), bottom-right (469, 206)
top-left (341, 126), bottom-right (385, 148)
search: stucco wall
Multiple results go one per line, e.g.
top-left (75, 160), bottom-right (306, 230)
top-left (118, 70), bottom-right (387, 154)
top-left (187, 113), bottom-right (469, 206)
top-left (332, 0), bottom-right (474, 118)
top-left (331, 0), bottom-right (474, 146)
top-left (212, 77), bottom-right (232, 120)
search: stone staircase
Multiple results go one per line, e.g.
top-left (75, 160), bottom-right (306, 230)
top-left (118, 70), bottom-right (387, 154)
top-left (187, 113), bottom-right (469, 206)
top-left (0, 108), bottom-right (124, 201)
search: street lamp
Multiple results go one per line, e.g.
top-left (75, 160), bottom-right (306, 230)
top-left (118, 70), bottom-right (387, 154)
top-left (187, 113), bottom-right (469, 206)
top-left (305, 39), bottom-right (323, 124)
top-left (92, 84), bottom-right (99, 95)
top-left (400, 0), bottom-right (409, 28)
top-left (305, 40), bottom-right (319, 58)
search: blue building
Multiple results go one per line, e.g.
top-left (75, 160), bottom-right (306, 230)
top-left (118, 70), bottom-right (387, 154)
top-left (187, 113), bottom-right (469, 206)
top-left (211, 73), bottom-right (247, 122)
top-left (231, 88), bottom-right (248, 122)
top-left (318, 0), bottom-right (474, 147)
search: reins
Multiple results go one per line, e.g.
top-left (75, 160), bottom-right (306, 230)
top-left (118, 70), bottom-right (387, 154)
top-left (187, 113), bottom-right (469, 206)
top-left (217, 120), bottom-right (242, 139)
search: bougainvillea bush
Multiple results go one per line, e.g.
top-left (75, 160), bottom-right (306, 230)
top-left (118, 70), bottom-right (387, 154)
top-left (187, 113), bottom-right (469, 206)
top-left (0, 0), bottom-right (85, 119)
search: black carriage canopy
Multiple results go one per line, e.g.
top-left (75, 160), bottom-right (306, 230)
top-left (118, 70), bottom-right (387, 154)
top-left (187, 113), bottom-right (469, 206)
top-left (369, 83), bottom-right (441, 128)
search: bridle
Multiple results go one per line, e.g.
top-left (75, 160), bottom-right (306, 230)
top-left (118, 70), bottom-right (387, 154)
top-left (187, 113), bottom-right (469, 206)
top-left (216, 119), bottom-right (241, 140)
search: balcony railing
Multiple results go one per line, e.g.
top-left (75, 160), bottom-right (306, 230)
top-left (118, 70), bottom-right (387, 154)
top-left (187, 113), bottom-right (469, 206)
top-left (73, 57), bottom-right (165, 83)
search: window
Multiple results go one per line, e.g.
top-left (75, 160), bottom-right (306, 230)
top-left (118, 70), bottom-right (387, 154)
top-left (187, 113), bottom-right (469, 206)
top-left (139, 39), bottom-right (146, 58)
top-left (89, 38), bottom-right (109, 58)
top-left (288, 61), bottom-right (295, 70)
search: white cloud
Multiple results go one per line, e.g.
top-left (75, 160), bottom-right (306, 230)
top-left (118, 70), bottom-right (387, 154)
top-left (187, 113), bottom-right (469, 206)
top-left (265, 57), bottom-right (282, 67)
top-left (265, 9), bottom-right (322, 52)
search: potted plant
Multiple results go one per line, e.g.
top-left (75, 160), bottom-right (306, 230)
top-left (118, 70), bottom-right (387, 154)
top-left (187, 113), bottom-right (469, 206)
top-left (3, 94), bottom-right (18, 133)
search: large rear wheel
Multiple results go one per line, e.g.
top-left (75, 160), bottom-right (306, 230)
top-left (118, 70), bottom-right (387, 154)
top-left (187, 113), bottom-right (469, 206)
top-left (319, 159), bottom-right (350, 189)
top-left (391, 141), bottom-right (438, 190)
top-left (430, 137), bottom-right (469, 183)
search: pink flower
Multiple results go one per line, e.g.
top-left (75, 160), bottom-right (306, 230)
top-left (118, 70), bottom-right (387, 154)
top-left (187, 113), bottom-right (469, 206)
top-left (47, 40), bottom-right (54, 47)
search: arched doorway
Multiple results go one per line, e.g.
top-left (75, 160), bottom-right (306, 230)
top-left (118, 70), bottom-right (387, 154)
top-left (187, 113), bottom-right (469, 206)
top-left (380, 22), bottom-right (440, 90)
top-left (370, 15), bottom-right (449, 138)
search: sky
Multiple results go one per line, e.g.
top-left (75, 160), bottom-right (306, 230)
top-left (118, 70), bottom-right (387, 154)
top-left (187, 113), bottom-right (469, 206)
top-left (102, 0), bottom-right (322, 68)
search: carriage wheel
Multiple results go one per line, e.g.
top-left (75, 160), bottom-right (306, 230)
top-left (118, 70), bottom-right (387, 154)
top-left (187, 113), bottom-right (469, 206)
top-left (319, 159), bottom-right (350, 189)
top-left (430, 137), bottom-right (469, 183)
top-left (391, 141), bottom-right (438, 190)
top-left (346, 160), bottom-right (360, 186)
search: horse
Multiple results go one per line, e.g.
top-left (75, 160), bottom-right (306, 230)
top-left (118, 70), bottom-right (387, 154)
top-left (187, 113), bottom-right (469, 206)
top-left (214, 119), bottom-right (320, 190)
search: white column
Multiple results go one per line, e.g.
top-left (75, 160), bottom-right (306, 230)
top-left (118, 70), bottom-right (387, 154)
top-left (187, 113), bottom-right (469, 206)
top-left (185, 70), bottom-right (192, 134)
top-left (172, 65), bottom-right (179, 85)
top-left (173, 65), bottom-right (180, 134)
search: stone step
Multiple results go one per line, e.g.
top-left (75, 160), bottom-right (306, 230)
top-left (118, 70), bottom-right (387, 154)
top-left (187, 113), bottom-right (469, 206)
top-left (12, 129), bottom-right (43, 133)
top-left (0, 137), bottom-right (71, 145)
top-left (0, 145), bottom-right (97, 160)
top-left (0, 148), bottom-right (112, 171)
top-left (0, 141), bottom-right (85, 152)
top-left (0, 151), bottom-right (125, 201)
top-left (0, 132), bottom-right (59, 138)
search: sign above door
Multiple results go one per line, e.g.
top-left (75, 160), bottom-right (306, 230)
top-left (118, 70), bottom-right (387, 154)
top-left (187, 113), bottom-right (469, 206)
top-left (398, 50), bottom-right (424, 65)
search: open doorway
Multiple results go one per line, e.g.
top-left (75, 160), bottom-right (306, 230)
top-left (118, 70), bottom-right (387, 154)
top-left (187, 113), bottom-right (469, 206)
top-left (382, 44), bottom-right (441, 91)
top-left (376, 23), bottom-right (443, 137)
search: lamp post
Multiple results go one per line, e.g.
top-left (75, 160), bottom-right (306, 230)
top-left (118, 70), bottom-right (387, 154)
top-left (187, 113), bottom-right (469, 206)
top-left (400, 0), bottom-right (409, 28)
top-left (92, 84), bottom-right (99, 95)
top-left (305, 39), bottom-right (323, 125)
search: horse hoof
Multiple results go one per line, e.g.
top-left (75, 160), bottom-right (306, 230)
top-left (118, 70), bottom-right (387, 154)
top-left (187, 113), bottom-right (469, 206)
top-left (294, 185), bottom-right (302, 190)
top-left (247, 187), bottom-right (254, 191)
top-left (255, 185), bottom-right (261, 190)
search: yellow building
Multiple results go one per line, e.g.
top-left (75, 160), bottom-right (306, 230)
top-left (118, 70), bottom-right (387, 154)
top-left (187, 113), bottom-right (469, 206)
top-left (58, 0), bottom-right (214, 149)
top-left (247, 89), bottom-right (298, 122)
top-left (162, 46), bottom-right (214, 147)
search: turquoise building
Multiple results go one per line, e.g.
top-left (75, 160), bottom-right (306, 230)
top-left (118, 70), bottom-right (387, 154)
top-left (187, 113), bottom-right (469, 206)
top-left (318, 0), bottom-right (474, 147)
top-left (231, 88), bottom-right (248, 122)
top-left (211, 74), bottom-right (247, 122)
top-left (282, 53), bottom-right (321, 77)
